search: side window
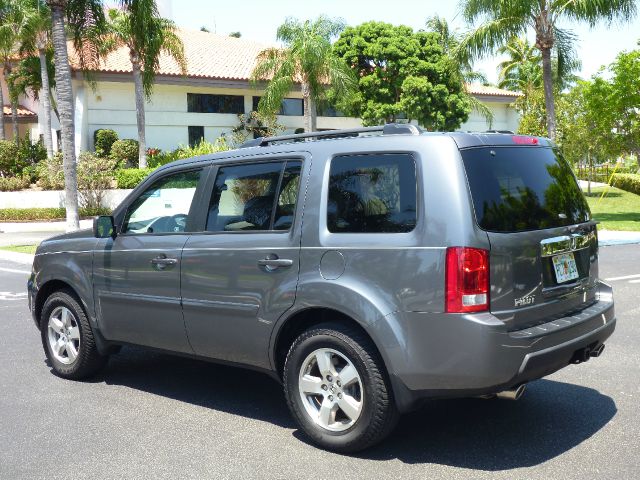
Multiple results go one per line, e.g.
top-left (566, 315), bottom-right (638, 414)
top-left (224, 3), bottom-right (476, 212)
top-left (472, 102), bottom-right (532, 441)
top-left (327, 154), bottom-right (417, 233)
top-left (122, 170), bottom-right (201, 234)
top-left (206, 160), bottom-right (302, 232)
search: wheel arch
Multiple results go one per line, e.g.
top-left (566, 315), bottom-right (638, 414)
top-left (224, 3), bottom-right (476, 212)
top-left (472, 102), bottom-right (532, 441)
top-left (270, 305), bottom-right (397, 382)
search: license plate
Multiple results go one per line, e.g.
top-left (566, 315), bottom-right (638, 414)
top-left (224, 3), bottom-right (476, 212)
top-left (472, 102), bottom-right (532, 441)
top-left (552, 252), bottom-right (579, 283)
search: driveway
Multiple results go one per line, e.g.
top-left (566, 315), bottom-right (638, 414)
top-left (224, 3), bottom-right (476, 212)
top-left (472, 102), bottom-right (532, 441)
top-left (0, 244), bottom-right (638, 479)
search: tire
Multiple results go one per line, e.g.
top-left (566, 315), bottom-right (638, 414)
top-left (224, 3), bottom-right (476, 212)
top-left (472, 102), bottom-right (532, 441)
top-left (283, 322), bottom-right (398, 452)
top-left (40, 290), bottom-right (108, 379)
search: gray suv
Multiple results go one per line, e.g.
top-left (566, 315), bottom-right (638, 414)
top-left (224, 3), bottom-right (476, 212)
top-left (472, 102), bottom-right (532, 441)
top-left (28, 124), bottom-right (615, 452)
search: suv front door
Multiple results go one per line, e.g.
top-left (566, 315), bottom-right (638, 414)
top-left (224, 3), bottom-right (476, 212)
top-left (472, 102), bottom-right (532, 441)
top-left (181, 159), bottom-right (304, 368)
top-left (93, 168), bottom-right (204, 352)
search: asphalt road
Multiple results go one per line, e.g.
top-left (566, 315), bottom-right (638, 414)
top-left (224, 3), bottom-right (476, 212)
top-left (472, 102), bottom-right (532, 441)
top-left (1, 245), bottom-right (638, 480)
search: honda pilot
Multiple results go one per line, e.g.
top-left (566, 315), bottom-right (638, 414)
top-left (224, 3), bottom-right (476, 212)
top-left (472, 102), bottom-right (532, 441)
top-left (28, 124), bottom-right (615, 452)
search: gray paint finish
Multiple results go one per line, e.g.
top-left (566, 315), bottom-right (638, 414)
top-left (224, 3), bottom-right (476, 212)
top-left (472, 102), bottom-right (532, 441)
top-left (28, 130), bottom-right (616, 412)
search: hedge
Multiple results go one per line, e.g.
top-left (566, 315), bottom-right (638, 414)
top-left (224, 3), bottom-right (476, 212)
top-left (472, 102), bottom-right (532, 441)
top-left (610, 173), bottom-right (640, 196)
top-left (0, 207), bottom-right (110, 222)
top-left (0, 176), bottom-right (31, 192)
top-left (116, 168), bottom-right (153, 189)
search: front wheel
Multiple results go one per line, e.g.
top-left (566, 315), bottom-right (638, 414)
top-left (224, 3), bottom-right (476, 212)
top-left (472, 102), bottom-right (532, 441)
top-left (40, 290), bottom-right (108, 379)
top-left (283, 323), bottom-right (398, 452)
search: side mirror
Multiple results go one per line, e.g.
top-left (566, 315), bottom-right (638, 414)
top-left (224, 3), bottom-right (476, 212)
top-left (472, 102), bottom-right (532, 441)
top-left (93, 215), bottom-right (116, 239)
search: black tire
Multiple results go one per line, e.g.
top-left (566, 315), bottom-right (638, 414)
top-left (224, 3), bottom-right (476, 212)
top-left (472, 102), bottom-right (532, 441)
top-left (40, 290), bottom-right (108, 379)
top-left (283, 322), bottom-right (398, 453)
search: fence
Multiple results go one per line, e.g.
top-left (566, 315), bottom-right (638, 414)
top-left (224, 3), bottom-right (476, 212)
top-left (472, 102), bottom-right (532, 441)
top-left (574, 164), bottom-right (632, 184)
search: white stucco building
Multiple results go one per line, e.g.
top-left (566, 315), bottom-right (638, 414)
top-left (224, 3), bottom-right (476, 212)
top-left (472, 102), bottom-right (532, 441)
top-left (9, 29), bottom-right (521, 153)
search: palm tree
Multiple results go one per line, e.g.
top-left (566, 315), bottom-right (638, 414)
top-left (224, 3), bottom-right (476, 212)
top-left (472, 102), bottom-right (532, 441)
top-left (425, 15), bottom-right (493, 128)
top-left (0, 0), bottom-right (28, 142)
top-left (252, 16), bottom-right (355, 133)
top-left (458, 0), bottom-right (637, 140)
top-left (20, 0), bottom-right (55, 157)
top-left (497, 37), bottom-right (542, 94)
top-left (47, 0), bottom-right (105, 231)
top-left (102, 3), bottom-right (186, 168)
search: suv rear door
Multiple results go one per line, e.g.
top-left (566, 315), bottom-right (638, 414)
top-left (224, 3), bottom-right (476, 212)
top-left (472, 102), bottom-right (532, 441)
top-left (181, 158), bottom-right (304, 368)
top-left (461, 145), bottom-right (598, 331)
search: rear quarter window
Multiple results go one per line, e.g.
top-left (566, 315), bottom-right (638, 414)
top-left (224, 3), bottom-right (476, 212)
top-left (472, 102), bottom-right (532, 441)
top-left (461, 147), bottom-right (590, 233)
top-left (327, 153), bottom-right (417, 233)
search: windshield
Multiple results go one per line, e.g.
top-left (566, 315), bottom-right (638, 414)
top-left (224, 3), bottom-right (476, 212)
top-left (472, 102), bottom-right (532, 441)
top-left (461, 147), bottom-right (590, 233)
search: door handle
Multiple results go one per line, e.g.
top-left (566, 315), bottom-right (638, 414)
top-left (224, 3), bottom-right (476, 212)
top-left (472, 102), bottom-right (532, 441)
top-left (258, 255), bottom-right (293, 271)
top-left (150, 255), bottom-right (178, 269)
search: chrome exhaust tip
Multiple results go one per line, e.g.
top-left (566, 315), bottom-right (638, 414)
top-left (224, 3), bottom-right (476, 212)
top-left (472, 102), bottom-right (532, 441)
top-left (496, 384), bottom-right (526, 401)
top-left (590, 344), bottom-right (605, 358)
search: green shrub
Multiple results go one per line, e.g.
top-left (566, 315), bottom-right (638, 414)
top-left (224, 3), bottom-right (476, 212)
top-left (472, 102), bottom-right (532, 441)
top-left (116, 168), bottom-right (153, 189)
top-left (77, 152), bottom-right (117, 210)
top-left (17, 136), bottom-right (47, 167)
top-left (0, 207), bottom-right (111, 221)
top-left (610, 173), bottom-right (640, 196)
top-left (147, 150), bottom-right (179, 168)
top-left (0, 176), bottom-right (31, 191)
top-left (94, 129), bottom-right (119, 157)
top-left (173, 137), bottom-right (230, 160)
top-left (0, 140), bottom-right (22, 177)
top-left (110, 139), bottom-right (139, 168)
top-left (35, 153), bottom-right (65, 190)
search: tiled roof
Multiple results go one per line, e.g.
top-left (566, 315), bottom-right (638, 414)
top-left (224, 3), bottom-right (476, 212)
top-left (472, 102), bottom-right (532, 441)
top-left (70, 29), bottom-right (272, 81)
top-left (69, 29), bottom-right (523, 101)
top-left (2, 105), bottom-right (37, 117)
top-left (466, 83), bottom-right (522, 98)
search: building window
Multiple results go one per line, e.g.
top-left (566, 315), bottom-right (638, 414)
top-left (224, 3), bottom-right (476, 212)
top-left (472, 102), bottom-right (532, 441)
top-left (187, 93), bottom-right (244, 114)
top-left (317, 102), bottom-right (345, 117)
top-left (188, 126), bottom-right (204, 147)
top-left (252, 96), bottom-right (304, 116)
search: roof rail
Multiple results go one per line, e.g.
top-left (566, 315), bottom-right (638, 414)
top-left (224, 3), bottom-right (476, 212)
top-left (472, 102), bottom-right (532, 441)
top-left (239, 123), bottom-right (423, 148)
top-left (485, 129), bottom-right (515, 134)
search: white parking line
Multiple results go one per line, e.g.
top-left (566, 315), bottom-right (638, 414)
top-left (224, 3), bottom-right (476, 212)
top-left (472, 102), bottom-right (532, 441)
top-left (605, 273), bottom-right (640, 282)
top-left (0, 267), bottom-right (31, 275)
top-left (629, 279), bottom-right (640, 284)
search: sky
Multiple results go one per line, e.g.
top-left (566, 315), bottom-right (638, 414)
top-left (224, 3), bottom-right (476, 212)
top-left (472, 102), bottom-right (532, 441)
top-left (157, 0), bottom-right (640, 84)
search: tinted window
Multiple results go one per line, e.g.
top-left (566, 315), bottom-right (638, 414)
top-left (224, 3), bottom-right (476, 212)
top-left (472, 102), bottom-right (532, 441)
top-left (252, 96), bottom-right (303, 116)
top-left (123, 170), bottom-right (201, 234)
top-left (206, 161), bottom-right (302, 232)
top-left (327, 154), bottom-right (417, 233)
top-left (188, 126), bottom-right (204, 147)
top-left (187, 93), bottom-right (244, 113)
top-left (461, 147), bottom-right (590, 232)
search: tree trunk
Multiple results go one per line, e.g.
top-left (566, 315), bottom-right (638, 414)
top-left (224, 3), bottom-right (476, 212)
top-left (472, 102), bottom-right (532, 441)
top-left (49, 1), bottom-right (79, 231)
top-left (10, 100), bottom-right (18, 142)
top-left (131, 55), bottom-right (147, 168)
top-left (540, 46), bottom-right (556, 141)
top-left (302, 82), bottom-right (317, 133)
top-left (38, 48), bottom-right (54, 158)
top-left (0, 70), bottom-right (5, 141)
top-left (587, 152), bottom-right (592, 195)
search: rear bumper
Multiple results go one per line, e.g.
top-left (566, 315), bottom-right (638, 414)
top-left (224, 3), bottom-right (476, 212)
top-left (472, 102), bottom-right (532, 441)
top-left (388, 281), bottom-right (616, 412)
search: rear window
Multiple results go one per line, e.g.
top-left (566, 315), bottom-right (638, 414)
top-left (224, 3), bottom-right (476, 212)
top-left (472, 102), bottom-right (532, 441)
top-left (461, 147), bottom-right (590, 233)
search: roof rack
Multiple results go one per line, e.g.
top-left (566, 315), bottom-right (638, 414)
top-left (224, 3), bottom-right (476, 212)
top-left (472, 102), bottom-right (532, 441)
top-left (239, 123), bottom-right (423, 148)
top-left (485, 129), bottom-right (515, 134)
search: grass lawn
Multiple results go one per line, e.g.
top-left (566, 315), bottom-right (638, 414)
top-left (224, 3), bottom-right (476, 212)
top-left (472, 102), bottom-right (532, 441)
top-left (584, 186), bottom-right (640, 231)
top-left (0, 244), bottom-right (37, 254)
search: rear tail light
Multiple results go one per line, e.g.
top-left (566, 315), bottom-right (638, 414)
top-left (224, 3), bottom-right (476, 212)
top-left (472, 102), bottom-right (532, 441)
top-left (445, 247), bottom-right (489, 313)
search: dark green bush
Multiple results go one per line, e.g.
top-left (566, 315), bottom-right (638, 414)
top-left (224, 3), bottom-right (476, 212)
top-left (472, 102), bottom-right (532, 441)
top-left (94, 129), bottom-right (119, 157)
top-left (116, 168), bottom-right (153, 189)
top-left (110, 139), bottom-right (139, 168)
top-left (610, 173), bottom-right (640, 196)
top-left (0, 140), bottom-right (22, 177)
top-left (0, 176), bottom-right (31, 191)
top-left (0, 207), bottom-right (111, 221)
top-left (18, 137), bottom-right (47, 167)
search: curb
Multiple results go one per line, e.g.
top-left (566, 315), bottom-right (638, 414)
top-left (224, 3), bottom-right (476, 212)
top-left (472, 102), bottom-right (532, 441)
top-left (0, 249), bottom-right (34, 266)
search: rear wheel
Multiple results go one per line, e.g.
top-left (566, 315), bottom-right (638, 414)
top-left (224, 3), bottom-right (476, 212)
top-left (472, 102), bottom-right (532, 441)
top-left (40, 290), bottom-right (108, 379)
top-left (284, 323), bottom-right (398, 452)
